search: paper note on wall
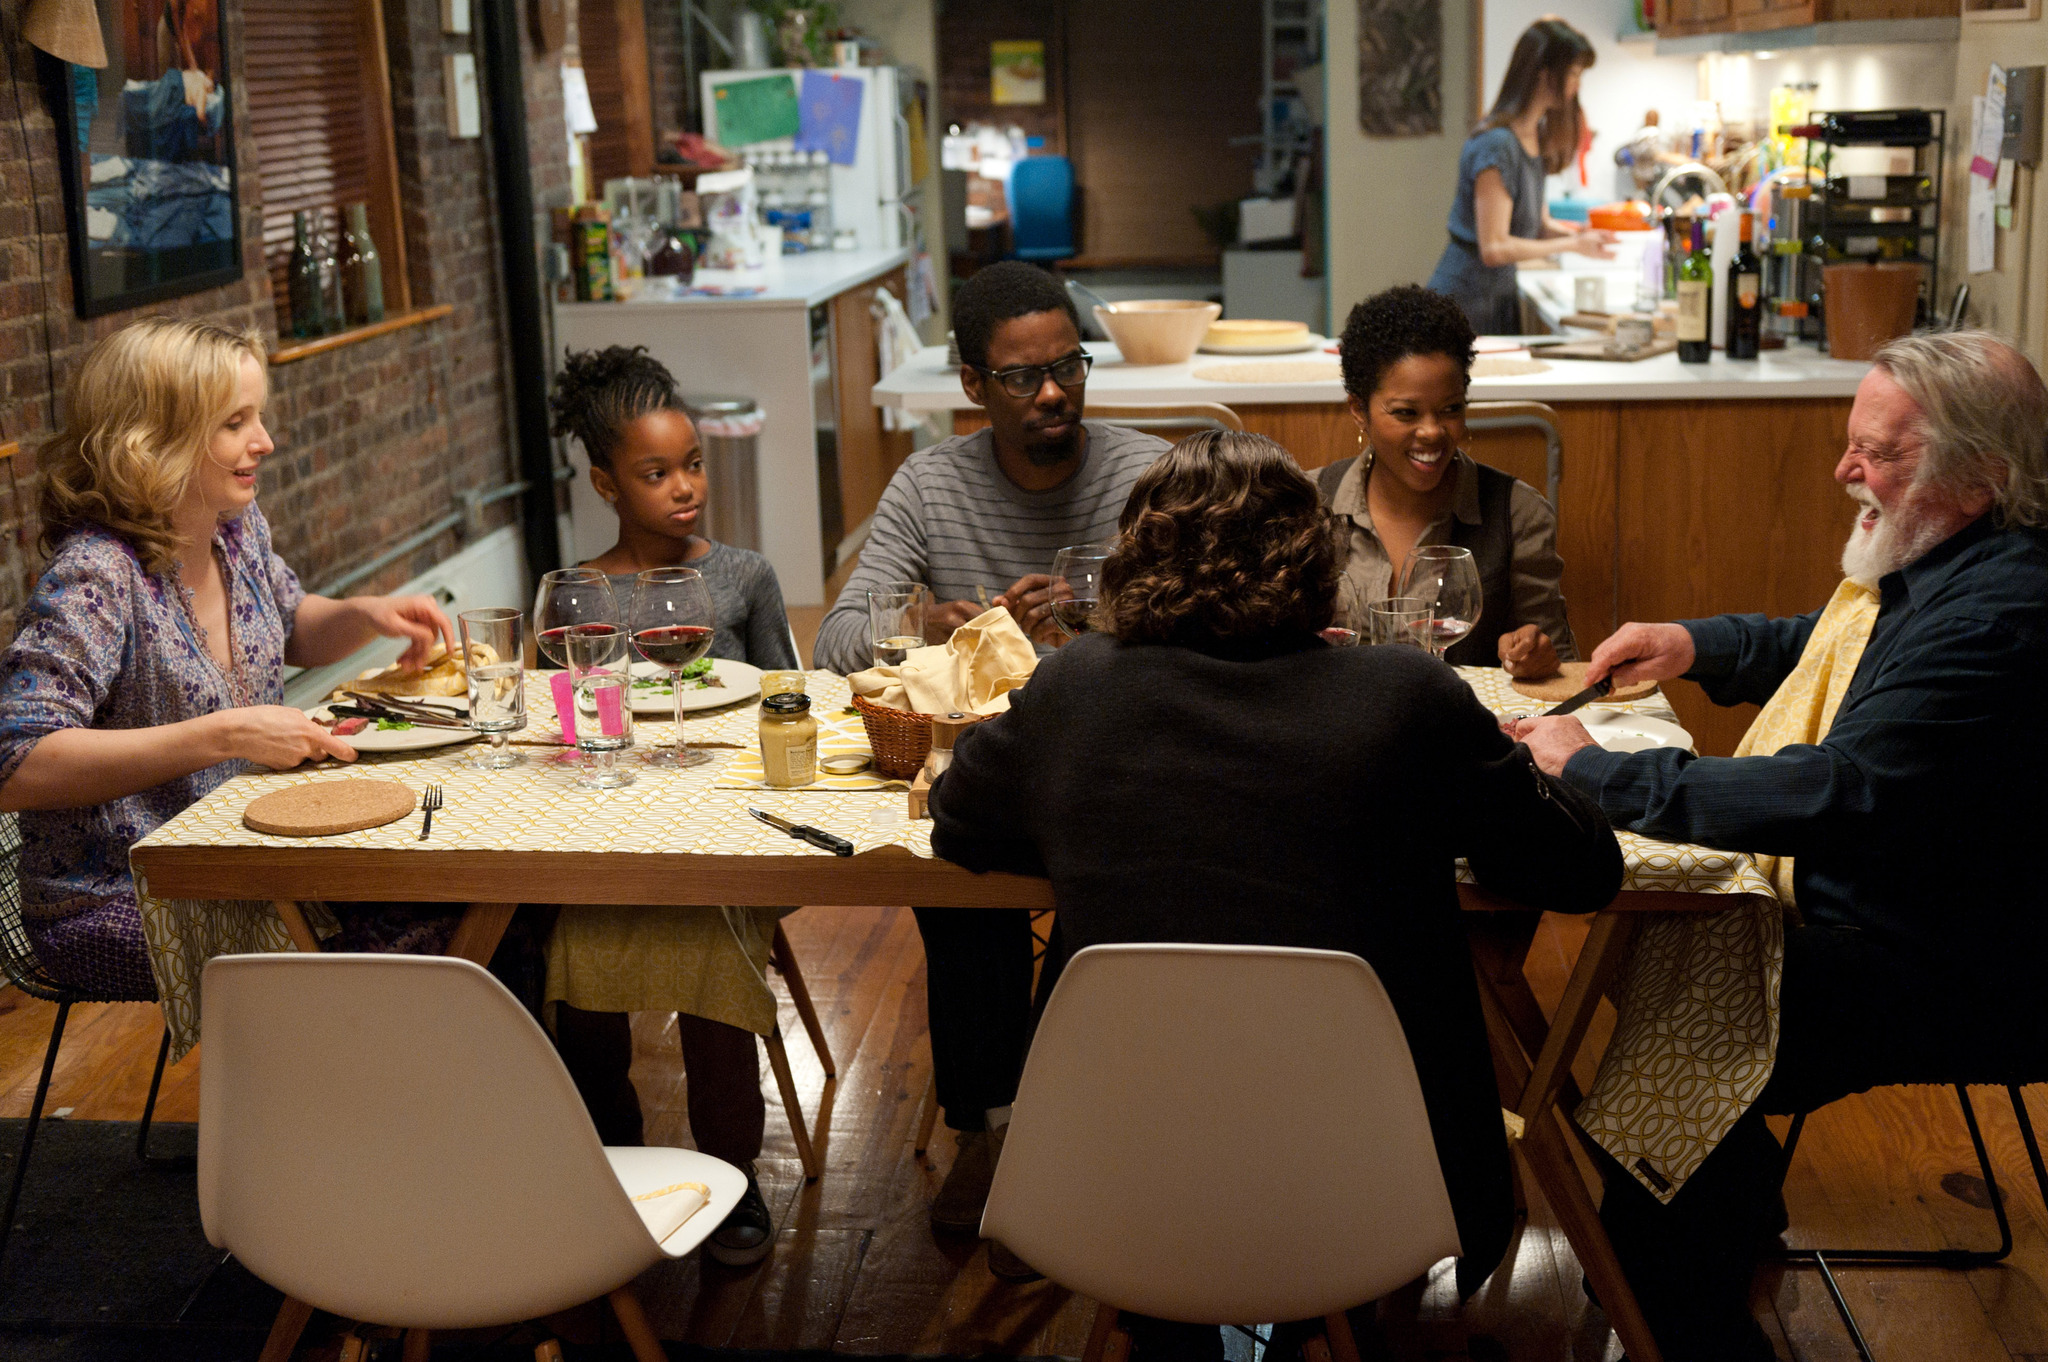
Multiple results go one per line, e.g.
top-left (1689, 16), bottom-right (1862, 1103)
top-left (561, 64), bottom-right (598, 135)
top-left (1969, 176), bottom-right (1997, 274)
top-left (714, 74), bottom-right (800, 146)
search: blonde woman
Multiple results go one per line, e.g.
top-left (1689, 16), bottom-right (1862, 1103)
top-left (0, 317), bottom-right (453, 995)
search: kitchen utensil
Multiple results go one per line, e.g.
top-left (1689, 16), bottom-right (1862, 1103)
top-left (1578, 710), bottom-right (1696, 754)
top-left (1092, 300), bottom-right (1222, 366)
top-left (1543, 336), bottom-right (1678, 363)
top-left (1948, 282), bottom-right (1970, 330)
top-left (1065, 278), bottom-right (1117, 315)
top-left (417, 785), bottom-right (444, 840)
top-left (1542, 678), bottom-right (1612, 717)
top-left (1201, 319), bottom-right (1314, 354)
top-left (749, 807), bottom-right (854, 856)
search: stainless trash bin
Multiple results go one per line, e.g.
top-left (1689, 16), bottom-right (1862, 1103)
top-left (687, 397), bottom-right (764, 552)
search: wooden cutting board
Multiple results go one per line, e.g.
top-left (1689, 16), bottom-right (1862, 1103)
top-left (1540, 337), bottom-right (1678, 363)
top-left (244, 780), bottom-right (419, 837)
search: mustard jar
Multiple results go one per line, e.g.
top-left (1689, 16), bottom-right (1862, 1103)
top-left (759, 691), bottom-right (818, 787)
top-left (760, 668), bottom-right (807, 699)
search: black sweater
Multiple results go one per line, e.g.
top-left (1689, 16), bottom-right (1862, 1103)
top-left (930, 630), bottom-right (1623, 1288)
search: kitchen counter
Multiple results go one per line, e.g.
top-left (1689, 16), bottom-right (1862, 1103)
top-left (557, 247), bottom-right (912, 314)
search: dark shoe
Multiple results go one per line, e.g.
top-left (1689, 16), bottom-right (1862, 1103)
top-left (931, 1127), bottom-right (1003, 1234)
top-left (986, 1238), bottom-right (1042, 1283)
top-left (706, 1164), bottom-right (774, 1266)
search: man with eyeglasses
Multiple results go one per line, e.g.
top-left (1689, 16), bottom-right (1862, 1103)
top-left (817, 261), bottom-right (1167, 1272)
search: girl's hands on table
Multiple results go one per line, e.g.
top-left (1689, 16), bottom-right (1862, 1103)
top-left (355, 594), bottom-right (458, 668)
top-left (1498, 625), bottom-right (1560, 679)
top-left (216, 705), bottom-right (358, 769)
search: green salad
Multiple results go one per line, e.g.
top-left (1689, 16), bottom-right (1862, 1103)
top-left (632, 657), bottom-right (718, 691)
top-left (375, 719), bottom-right (415, 731)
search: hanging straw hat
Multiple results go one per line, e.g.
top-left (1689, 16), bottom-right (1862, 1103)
top-left (23, 0), bottom-right (108, 69)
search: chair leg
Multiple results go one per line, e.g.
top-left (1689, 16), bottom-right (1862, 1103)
top-left (913, 1071), bottom-right (941, 1155)
top-left (2006, 1084), bottom-right (2048, 1216)
top-left (1322, 1312), bottom-right (1363, 1362)
top-left (1082, 1301), bottom-right (1129, 1362)
top-left (609, 1284), bottom-right (669, 1362)
top-left (400, 1328), bottom-right (431, 1362)
top-left (764, 1024), bottom-right (820, 1180)
top-left (770, 923), bottom-right (836, 1079)
top-left (256, 1295), bottom-right (316, 1362)
top-left (136, 1025), bottom-right (172, 1161)
top-left (0, 999), bottom-right (70, 1269)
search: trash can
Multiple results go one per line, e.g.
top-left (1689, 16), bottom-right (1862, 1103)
top-left (687, 397), bottom-right (764, 552)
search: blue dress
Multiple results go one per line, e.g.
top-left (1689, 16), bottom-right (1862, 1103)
top-left (1426, 126), bottom-right (1546, 334)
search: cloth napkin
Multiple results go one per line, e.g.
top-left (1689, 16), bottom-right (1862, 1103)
top-left (848, 608), bottom-right (1036, 715)
top-left (630, 1180), bottom-right (711, 1245)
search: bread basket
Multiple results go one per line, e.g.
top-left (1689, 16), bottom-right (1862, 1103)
top-left (852, 693), bottom-right (934, 779)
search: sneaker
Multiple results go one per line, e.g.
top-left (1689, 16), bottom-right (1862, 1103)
top-left (930, 1125), bottom-right (1005, 1234)
top-left (706, 1164), bottom-right (774, 1266)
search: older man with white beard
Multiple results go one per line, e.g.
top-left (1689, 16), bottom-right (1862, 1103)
top-left (1509, 330), bottom-right (2048, 1359)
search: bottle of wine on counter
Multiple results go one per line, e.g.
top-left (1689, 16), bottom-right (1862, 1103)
top-left (1726, 213), bottom-right (1762, 360)
top-left (1677, 220), bottom-right (1712, 364)
top-left (288, 211), bottom-right (324, 340)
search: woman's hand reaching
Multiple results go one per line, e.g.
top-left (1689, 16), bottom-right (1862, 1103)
top-left (1497, 625), bottom-right (1560, 679)
top-left (355, 594), bottom-right (458, 668)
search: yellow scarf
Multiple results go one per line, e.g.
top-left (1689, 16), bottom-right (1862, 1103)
top-left (1730, 578), bottom-right (1882, 907)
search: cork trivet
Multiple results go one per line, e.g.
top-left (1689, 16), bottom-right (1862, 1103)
top-left (1471, 356), bottom-right (1552, 378)
top-left (1510, 660), bottom-right (1658, 704)
top-left (244, 780), bottom-right (419, 837)
top-left (1191, 360), bottom-right (1341, 384)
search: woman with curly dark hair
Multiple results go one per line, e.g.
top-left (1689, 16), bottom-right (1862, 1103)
top-left (929, 430), bottom-right (1623, 1323)
top-left (1329, 284), bottom-right (1576, 678)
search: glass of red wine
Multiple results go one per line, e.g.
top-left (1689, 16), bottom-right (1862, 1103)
top-left (630, 566), bottom-right (717, 769)
top-left (1048, 543), bottom-right (1112, 641)
top-left (1397, 546), bottom-right (1483, 660)
top-left (533, 568), bottom-right (619, 765)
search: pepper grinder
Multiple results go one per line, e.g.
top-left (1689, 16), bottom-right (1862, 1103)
top-left (921, 712), bottom-right (975, 783)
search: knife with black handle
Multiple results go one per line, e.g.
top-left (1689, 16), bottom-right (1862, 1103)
top-left (1542, 677), bottom-right (1612, 718)
top-left (749, 807), bottom-right (855, 857)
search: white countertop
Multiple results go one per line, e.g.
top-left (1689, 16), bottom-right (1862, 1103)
top-left (558, 246), bottom-right (911, 314)
top-left (872, 339), bottom-right (1871, 408)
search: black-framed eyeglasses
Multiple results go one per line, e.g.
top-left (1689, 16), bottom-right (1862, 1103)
top-left (976, 352), bottom-right (1093, 399)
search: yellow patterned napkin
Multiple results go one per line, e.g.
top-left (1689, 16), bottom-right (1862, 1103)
top-left (848, 608), bottom-right (1035, 715)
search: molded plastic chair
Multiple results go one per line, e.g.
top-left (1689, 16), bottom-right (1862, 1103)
top-left (1009, 156), bottom-right (1076, 264)
top-left (981, 943), bottom-right (1462, 1354)
top-left (199, 952), bottom-right (747, 1362)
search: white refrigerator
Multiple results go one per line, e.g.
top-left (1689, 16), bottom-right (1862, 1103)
top-left (700, 66), bottom-right (915, 252)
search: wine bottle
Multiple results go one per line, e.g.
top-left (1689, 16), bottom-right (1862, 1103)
top-left (287, 211), bottom-right (324, 340)
top-left (1726, 212), bottom-right (1762, 360)
top-left (1677, 220), bottom-right (1712, 364)
top-left (316, 221), bottom-right (344, 336)
top-left (340, 202), bottom-right (385, 326)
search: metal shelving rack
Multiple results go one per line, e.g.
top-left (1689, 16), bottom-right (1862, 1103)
top-left (1257, 0), bottom-right (1324, 195)
top-left (1804, 108), bottom-right (1946, 326)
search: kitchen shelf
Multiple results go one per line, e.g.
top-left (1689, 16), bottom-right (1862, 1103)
top-left (1652, 14), bottom-right (1957, 53)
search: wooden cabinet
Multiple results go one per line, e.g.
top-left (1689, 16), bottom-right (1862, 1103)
top-left (1660, 0), bottom-right (1955, 36)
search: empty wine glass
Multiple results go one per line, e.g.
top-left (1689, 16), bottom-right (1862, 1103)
top-left (459, 607), bottom-right (526, 769)
top-left (630, 567), bottom-right (716, 768)
top-left (564, 623), bottom-right (635, 789)
top-left (868, 583), bottom-right (927, 665)
top-left (534, 568), bottom-right (618, 763)
top-left (1366, 595), bottom-right (1433, 649)
top-left (1048, 543), bottom-right (1113, 640)
top-left (1398, 546), bottom-right (1483, 659)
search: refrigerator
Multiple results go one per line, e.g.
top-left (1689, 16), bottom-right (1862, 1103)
top-left (700, 66), bottom-right (916, 252)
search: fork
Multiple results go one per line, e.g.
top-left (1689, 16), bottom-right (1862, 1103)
top-left (418, 785), bottom-right (444, 841)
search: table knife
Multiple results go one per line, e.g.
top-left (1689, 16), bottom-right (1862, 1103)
top-left (1542, 677), bottom-right (1612, 718)
top-left (749, 807), bottom-right (855, 857)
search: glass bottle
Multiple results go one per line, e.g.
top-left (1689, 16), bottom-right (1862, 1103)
top-left (1725, 213), bottom-right (1762, 360)
top-left (316, 219), bottom-right (345, 335)
top-left (1676, 219), bottom-right (1712, 364)
top-left (287, 210), bottom-right (325, 340)
top-left (340, 202), bottom-right (385, 326)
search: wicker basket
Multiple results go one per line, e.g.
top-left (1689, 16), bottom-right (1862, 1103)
top-left (852, 693), bottom-right (935, 778)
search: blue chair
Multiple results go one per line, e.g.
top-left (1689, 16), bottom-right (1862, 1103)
top-left (1008, 156), bottom-right (1076, 263)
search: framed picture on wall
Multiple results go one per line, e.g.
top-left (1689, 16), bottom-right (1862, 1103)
top-left (46, 0), bottom-right (243, 318)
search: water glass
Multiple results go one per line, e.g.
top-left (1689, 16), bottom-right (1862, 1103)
top-left (1048, 543), bottom-right (1113, 640)
top-left (1398, 545), bottom-right (1483, 659)
top-left (868, 582), bottom-right (928, 666)
top-left (533, 568), bottom-right (617, 765)
top-left (1367, 595), bottom-right (1433, 649)
top-left (564, 624), bottom-right (635, 789)
top-left (459, 608), bottom-right (526, 769)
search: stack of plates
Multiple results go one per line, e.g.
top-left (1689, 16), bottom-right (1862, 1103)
top-left (1200, 319), bottom-right (1317, 355)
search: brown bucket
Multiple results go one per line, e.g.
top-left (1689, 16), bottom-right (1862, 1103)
top-left (1824, 263), bottom-right (1921, 361)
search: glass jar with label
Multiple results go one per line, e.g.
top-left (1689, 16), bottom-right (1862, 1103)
top-left (759, 692), bottom-right (818, 787)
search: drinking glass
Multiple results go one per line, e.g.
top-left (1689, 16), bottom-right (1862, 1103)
top-left (1398, 546), bottom-right (1483, 659)
top-left (868, 582), bottom-right (928, 666)
top-left (533, 569), bottom-right (618, 763)
top-left (564, 623), bottom-right (635, 789)
top-left (630, 567), bottom-right (716, 769)
top-left (1048, 543), bottom-right (1113, 640)
top-left (459, 607), bottom-right (526, 769)
top-left (1366, 595), bottom-right (1434, 649)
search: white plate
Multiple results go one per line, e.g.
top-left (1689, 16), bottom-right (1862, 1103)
top-left (1578, 709), bottom-right (1696, 755)
top-left (627, 658), bottom-right (766, 713)
top-left (308, 696), bottom-right (477, 752)
top-left (1198, 335), bottom-right (1322, 355)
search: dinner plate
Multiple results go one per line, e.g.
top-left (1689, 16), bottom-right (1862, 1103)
top-left (627, 658), bottom-right (765, 713)
top-left (1199, 335), bottom-right (1322, 355)
top-left (307, 697), bottom-right (477, 752)
top-left (1578, 709), bottom-right (1696, 755)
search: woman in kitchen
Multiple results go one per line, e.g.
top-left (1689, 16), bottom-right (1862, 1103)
top-left (1426, 16), bottom-right (1616, 334)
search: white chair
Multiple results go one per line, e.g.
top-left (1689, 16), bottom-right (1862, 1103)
top-left (199, 953), bottom-right (747, 1362)
top-left (980, 943), bottom-right (1462, 1360)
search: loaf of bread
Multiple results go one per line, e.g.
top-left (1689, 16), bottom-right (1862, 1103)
top-left (336, 640), bottom-right (496, 699)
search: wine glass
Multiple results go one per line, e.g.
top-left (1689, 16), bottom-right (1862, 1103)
top-left (1398, 546), bottom-right (1483, 660)
top-left (459, 607), bottom-right (526, 769)
top-left (1048, 543), bottom-right (1113, 640)
top-left (1366, 595), bottom-right (1433, 649)
top-left (533, 568), bottom-right (618, 763)
top-left (630, 567), bottom-right (716, 768)
top-left (564, 624), bottom-right (635, 789)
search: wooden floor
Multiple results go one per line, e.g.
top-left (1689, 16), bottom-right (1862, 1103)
top-left (4, 908), bottom-right (2047, 1360)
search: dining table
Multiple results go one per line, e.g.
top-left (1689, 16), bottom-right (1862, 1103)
top-left (128, 665), bottom-right (1785, 1362)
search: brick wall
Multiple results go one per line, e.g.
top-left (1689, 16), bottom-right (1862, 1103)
top-left (0, 0), bottom-right (571, 638)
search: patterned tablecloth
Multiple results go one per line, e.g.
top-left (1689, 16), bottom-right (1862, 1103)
top-left (133, 665), bottom-right (1781, 1194)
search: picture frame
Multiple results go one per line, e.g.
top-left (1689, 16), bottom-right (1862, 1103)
top-left (45, 0), bottom-right (243, 319)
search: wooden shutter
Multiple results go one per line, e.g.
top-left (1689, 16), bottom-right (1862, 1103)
top-left (579, 0), bottom-right (656, 186)
top-left (243, 0), bottom-right (410, 332)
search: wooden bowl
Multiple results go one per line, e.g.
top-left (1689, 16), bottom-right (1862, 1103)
top-left (1093, 300), bottom-right (1223, 366)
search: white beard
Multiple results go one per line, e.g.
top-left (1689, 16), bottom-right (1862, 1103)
top-left (1840, 485), bottom-right (1950, 588)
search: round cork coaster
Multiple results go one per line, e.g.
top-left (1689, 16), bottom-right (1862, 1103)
top-left (1510, 660), bottom-right (1658, 704)
top-left (244, 780), bottom-right (419, 837)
